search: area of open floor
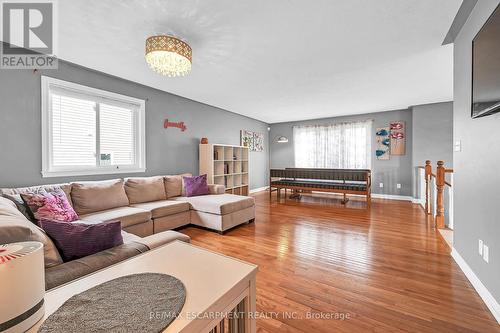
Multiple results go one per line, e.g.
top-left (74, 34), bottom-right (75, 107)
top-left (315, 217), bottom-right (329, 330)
top-left (182, 191), bottom-right (500, 333)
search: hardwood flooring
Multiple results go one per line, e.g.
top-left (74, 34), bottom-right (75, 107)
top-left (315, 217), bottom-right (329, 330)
top-left (181, 191), bottom-right (499, 333)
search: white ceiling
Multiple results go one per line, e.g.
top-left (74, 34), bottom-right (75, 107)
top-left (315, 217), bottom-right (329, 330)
top-left (58, 0), bottom-right (462, 123)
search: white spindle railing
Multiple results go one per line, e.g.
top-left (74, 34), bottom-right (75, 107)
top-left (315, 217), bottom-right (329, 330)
top-left (416, 167), bottom-right (426, 209)
top-left (444, 173), bottom-right (453, 229)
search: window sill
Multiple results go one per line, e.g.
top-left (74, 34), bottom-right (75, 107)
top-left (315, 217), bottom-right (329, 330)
top-left (41, 168), bottom-right (146, 178)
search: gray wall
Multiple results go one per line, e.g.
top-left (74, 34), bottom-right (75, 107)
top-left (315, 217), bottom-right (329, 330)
top-left (270, 109), bottom-right (413, 196)
top-left (411, 102), bottom-right (454, 198)
top-left (453, 0), bottom-right (500, 302)
top-left (0, 60), bottom-right (269, 190)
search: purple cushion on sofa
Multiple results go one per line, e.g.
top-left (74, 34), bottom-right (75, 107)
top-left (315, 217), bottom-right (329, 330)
top-left (39, 219), bottom-right (123, 262)
top-left (183, 174), bottom-right (210, 197)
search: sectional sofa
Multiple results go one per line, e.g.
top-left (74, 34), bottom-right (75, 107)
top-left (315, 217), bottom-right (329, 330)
top-left (0, 174), bottom-right (255, 289)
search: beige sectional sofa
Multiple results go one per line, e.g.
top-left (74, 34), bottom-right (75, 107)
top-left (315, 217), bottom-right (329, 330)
top-left (0, 196), bottom-right (190, 290)
top-left (0, 174), bottom-right (255, 289)
top-left (68, 175), bottom-right (255, 236)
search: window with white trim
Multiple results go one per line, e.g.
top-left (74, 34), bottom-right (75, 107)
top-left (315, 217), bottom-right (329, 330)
top-left (41, 76), bottom-right (146, 177)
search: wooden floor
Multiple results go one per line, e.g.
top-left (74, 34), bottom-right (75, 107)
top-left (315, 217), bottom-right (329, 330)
top-left (181, 191), bottom-right (499, 333)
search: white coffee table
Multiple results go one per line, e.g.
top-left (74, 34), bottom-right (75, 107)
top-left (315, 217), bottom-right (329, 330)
top-left (27, 240), bottom-right (257, 333)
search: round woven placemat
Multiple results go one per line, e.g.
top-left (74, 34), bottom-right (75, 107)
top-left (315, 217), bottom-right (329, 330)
top-left (38, 273), bottom-right (186, 333)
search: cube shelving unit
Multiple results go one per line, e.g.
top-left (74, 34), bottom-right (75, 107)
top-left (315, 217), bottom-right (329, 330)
top-left (199, 143), bottom-right (249, 196)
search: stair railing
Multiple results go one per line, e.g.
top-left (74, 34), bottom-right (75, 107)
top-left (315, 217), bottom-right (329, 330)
top-left (418, 160), bottom-right (453, 229)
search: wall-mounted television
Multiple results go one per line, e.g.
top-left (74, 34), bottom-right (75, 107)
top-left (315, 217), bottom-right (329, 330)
top-left (472, 4), bottom-right (500, 118)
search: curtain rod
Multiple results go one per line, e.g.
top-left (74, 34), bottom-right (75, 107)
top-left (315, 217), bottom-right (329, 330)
top-left (292, 119), bottom-right (374, 128)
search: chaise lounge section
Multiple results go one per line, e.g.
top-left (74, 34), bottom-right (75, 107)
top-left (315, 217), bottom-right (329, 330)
top-left (172, 193), bottom-right (255, 233)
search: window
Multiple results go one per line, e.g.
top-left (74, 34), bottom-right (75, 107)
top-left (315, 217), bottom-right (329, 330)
top-left (293, 120), bottom-right (372, 169)
top-left (41, 76), bottom-right (146, 177)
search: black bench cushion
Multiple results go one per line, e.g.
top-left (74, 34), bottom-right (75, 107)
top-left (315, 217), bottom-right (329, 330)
top-left (270, 169), bottom-right (369, 181)
top-left (271, 179), bottom-right (367, 191)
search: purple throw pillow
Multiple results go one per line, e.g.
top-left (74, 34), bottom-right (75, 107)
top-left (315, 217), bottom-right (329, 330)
top-left (183, 174), bottom-right (210, 197)
top-left (40, 219), bottom-right (123, 262)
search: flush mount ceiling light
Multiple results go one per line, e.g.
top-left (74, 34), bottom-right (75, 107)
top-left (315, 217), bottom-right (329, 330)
top-left (145, 35), bottom-right (192, 77)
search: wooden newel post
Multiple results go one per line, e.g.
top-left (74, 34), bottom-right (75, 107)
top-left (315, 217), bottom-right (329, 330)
top-left (424, 160), bottom-right (431, 214)
top-left (435, 161), bottom-right (445, 229)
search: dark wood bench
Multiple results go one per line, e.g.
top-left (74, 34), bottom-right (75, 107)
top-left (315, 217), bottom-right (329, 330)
top-left (269, 168), bottom-right (371, 204)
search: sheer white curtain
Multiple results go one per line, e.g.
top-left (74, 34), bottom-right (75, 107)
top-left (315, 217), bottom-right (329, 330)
top-left (293, 120), bottom-right (372, 169)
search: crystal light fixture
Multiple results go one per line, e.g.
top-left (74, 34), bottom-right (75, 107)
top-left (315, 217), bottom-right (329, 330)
top-left (145, 35), bottom-right (192, 77)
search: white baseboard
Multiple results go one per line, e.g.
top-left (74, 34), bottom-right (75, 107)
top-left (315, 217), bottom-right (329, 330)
top-left (411, 197), bottom-right (425, 209)
top-left (411, 197), bottom-right (424, 205)
top-left (249, 186), bottom-right (269, 194)
top-left (451, 248), bottom-right (500, 324)
top-left (371, 194), bottom-right (413, 201)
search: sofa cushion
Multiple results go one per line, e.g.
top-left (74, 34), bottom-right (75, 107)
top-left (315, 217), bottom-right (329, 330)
top-left (121, 230), bottom-right (142, 243)
top-left (164, 174), bottom-right (192, 198)
top-left (208, 184), bottom-right (225, 195)
top-left (0, 197), bottom-right (63, 268)
top-left (124, 176), bottom-right (167, 204)
top-left (45, 241), bottom-right (148, 290)
top-left (0, 196), bottom-right (26, 218)
top-left (79, 206), bottom-right (151, 228)
top-left (1, 183), bottom-right (73, 205)
top-left (2, 193), bottom-right (34, 221)
top-left (153, 212), bottom-right (190, 233)
top-left (40, 219), bottom-right (124, 262)
top-left (130, 200), bottom-right (190, 219)
top-left (171, 194), bottom-right (255, 215)
top-left (71, 179), bottom-right (129, 215)
top-left (123, 221), bottom-right (153, 238)
top-left (137, 231), bottom-right (190, 250)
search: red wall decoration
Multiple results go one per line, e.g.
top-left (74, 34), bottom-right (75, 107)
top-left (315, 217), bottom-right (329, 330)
top-left (389, 121), bottom-right (405, 155)
top-left (164, 119), bottom-right (187, 132)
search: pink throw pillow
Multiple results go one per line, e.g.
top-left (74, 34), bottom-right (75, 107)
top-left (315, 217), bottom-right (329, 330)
top-left (21, 188), bottom-right (79, 223)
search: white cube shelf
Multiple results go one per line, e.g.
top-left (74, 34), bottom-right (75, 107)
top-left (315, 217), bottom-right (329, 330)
top-left (199, 143), bottom-right (249, 196)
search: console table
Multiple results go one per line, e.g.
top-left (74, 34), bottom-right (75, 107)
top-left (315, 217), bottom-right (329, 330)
top-left (27, 241), bottom-right (258, 333)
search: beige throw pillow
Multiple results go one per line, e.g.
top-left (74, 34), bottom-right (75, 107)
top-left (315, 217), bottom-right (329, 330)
top-left (71, 179), bottom-right (129, 215)
top-left (164, 173), bottom-right (192, 198)
top-left (125, 176), bottom-right (167, 204)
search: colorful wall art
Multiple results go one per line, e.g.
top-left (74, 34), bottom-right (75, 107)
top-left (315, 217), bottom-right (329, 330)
top-left (240, 130), bottom-right (264, 152)
top-left (253, 132), bottom-right (264, 152)
top-left (375, 127), bottom-right (391, 160)
top-left (390, 121), bottom-right (406, 155)
top-left (240, 130), bottom-right (254, 150)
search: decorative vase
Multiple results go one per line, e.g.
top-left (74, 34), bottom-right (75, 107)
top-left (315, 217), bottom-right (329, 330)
top-left (200, 138), bottom-right (208, 144)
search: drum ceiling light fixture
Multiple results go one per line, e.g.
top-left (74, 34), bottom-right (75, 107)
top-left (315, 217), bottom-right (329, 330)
top-left (145, 35), bottom-right (192, 77)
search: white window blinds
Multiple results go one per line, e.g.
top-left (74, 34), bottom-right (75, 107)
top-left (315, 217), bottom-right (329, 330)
top-left (99, 103), bottom-right (135, 166)
top-left (51, 94), bottom-right (96, 167)
top-left (42, 76), bottom-right (145, 177)
top-left (293, 120), bottom-right (372, 169)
